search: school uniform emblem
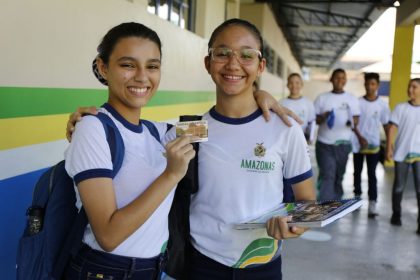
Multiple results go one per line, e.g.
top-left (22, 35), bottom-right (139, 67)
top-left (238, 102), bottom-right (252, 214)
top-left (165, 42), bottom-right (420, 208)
top-left (254, 143), bottom-right (266, 157)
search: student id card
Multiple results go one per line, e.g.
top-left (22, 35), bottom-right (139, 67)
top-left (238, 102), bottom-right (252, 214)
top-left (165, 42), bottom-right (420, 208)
top-left (175, 120), bottom-right (208, 142)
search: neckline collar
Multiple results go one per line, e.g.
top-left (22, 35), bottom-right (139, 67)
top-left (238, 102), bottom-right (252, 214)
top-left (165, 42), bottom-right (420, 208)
top-left (408, 101), bottom-right (420, 107)
top-left (209, 106), bottom-right (262, 125)
top-left (363, 95), bottom-right (378, 102)
top-left (102, 103), bottom-right (143, 133)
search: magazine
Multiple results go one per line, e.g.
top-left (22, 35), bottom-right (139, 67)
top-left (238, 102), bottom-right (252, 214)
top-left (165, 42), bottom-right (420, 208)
top-left (235, 198), bottom-right (362, 229)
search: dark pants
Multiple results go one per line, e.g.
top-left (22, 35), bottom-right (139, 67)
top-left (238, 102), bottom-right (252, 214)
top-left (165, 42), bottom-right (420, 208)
top-left (316, 141), bottom-right (352, 201)
top-left (353, 152), bottom-right (380, 201)
top-left (189, 246), bottom-right (282, 280)
top-left (392, 161), bottom-right (420, 224)
top-left (65, 244), bottom-right (163, 280)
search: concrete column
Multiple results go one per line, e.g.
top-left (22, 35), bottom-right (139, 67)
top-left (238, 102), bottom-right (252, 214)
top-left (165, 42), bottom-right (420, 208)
top-left (389, 25), bottom-right (415, 110)
top-left (195, 0), bottom-right (226, 39)
top-left (226, 0), bottom-right (240, 19)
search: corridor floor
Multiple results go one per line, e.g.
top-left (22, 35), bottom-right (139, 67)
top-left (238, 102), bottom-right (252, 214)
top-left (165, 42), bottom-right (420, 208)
top-left (282, 152), bottom-right (420, 280)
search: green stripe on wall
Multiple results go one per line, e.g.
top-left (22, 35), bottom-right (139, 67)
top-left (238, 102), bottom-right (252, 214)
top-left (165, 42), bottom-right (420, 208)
top-left (0, 87), bottom-right (215, 119)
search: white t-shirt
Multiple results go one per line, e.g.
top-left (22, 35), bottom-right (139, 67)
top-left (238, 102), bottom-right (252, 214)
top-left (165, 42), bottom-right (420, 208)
top-left (314, 91), bottom-right (360, 145)
top-left (389, 102), bottom-right (420, 163)
top-left (167, 107), bottom-right (312, 268)
top-left (280, 96), bottom-right (316, 131)
top-left (351, 96), bottom-right (390, 153)
top-left (65, 104), bottom-right (173, 258)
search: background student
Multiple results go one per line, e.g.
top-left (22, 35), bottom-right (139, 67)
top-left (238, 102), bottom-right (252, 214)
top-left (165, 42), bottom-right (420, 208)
top-left (280, 73), bottom-right (316, 143)
top-left (64, 22), bottom-right (196, 280)
top-left (351, 72), bottom-right (390, 217)
top-left (280, 73), bottom-right (316, 203)
top-left (314, 68), bottom-right (360, 201)
top-left (386, 78), bottom-right (420, 235)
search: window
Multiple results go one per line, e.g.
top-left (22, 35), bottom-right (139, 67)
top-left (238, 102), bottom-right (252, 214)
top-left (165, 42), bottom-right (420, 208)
top-left (148, 0), bottom-right (196, 31)
top-left (263, 42), bottom-right (274, 74)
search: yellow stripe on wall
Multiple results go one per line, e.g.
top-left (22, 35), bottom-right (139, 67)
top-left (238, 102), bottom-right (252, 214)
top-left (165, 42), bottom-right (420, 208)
top-left (0, 102), bottom-right (215, 150)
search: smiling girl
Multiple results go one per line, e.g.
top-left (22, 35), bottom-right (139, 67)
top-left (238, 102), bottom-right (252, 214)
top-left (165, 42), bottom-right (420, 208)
top-left (64, 22), bottom-right (196, 280)
top-left (180, 18), bottom-right (315, 279)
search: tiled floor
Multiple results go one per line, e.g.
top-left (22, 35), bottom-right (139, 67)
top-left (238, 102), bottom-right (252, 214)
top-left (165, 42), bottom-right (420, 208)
top-left (282, 151), bottom-right (420, 280)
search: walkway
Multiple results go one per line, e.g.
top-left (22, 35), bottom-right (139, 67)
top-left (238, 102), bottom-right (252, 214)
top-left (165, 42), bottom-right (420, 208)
top-left (282, 150), bottom-right (420, 280)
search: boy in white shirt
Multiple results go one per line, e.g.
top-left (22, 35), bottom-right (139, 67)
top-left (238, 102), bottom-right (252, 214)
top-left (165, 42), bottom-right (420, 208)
top-left (280, 73), bottom-right (316, 202)
top-left (351, 73), bottom-right (390, 217)
top-left (314, 68), bottom-right (360, 201)
top-left (386, 78), bottom-right (420, 235)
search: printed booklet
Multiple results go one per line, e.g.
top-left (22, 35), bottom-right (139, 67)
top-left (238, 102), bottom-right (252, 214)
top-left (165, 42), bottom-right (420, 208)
top-left (235, 198), bottom-right (362, 229)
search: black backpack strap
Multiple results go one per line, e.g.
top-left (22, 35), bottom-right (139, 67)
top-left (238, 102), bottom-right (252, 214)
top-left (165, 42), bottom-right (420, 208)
top-left (165, 115), bottom-right (202, 279)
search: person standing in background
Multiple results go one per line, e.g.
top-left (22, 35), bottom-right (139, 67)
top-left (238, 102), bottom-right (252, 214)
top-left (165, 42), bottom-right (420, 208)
top-left (280, 73), bottom-right (316, 202)
top-left (280, 73), bottom-right (316, 143)
top-left (314, 68), bottom-right (361, 201)
top-left (386, 78), bottom-right (420, 235)
top-left (351, 72), bottom-right (390, 218)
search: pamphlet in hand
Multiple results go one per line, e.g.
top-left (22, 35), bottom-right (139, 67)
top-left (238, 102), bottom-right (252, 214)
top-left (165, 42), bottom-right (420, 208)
top-left (235, 198), bottom-right (362, 229)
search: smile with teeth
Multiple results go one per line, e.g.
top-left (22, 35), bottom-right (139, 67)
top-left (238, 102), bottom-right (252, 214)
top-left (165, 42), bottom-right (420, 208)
top-left (222, 74), bottom-right (244, 81)
top-left (128, 86), bottom-right (148, 95)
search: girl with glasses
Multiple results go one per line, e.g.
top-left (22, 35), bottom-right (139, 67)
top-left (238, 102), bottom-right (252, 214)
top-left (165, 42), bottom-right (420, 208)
top-left (182, 18), bottom-right (315, 279)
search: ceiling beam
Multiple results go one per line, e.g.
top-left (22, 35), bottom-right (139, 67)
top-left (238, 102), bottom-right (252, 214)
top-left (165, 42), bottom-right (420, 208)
top-left (297, 24), bottom-right (358, 34)
top-left (304, 59), bottom-right (331, 66)
top-left (301, 48), bottom-right (337, 56)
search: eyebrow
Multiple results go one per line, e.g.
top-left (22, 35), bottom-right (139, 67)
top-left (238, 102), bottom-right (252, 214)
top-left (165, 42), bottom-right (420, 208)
top-left (117, 56), bottom-right (161, 64)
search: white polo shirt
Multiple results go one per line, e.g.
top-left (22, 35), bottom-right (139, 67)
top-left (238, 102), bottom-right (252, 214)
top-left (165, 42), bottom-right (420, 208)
top-left (65, 104), bottom-right (173, 258)
top-left (280, 96), bottom-right (316, 131)
top-left (389, 102), bottom-right (420, 163)
top-left (169, 107), bottom-right (313, 268)
top-left (314, 91), bottom-right (360, 145)
top-left (351, 96), bottom-right (390, 153)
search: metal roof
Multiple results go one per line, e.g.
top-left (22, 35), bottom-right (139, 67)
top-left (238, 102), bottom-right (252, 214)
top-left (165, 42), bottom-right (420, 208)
top-left (256, 0), bottom-right (401, 69)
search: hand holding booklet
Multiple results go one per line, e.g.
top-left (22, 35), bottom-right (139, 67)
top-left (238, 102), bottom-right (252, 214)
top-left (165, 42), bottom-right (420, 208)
top-left (235, 198), bottom-right (362, 229)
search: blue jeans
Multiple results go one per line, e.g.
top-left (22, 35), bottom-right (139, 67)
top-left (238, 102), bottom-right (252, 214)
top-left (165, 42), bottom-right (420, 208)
top-left (65, 244), bottom-right (163, 280)
top-left (189, 246), bottom-right (282, 280)
top-left (353, 152), bottom-right (380, 201)
top-left (316, 141), bottom-right (352, 201)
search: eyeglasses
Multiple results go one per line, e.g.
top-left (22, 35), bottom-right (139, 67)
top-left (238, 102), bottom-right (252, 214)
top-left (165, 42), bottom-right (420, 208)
top-left (209, 47), bottom-right (262, 65)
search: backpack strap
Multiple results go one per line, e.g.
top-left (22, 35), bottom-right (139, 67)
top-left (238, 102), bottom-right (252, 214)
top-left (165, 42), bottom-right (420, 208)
top-left (179, 115), bottom-right (202, 194)
top-left (165, 115), bottom-right (202, 279)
